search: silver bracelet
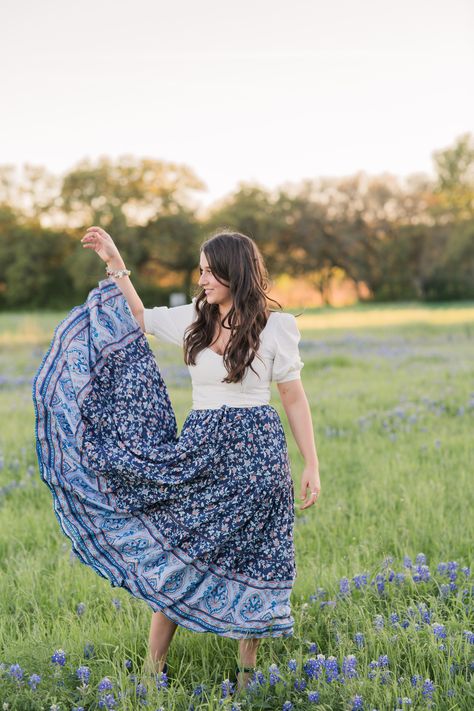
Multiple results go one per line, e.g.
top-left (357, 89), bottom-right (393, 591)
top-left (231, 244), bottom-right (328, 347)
top-left (105, 265), bottom-right (131, 279)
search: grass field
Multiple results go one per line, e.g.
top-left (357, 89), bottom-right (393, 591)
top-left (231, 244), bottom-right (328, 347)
top-left (0, 301), bottom-right (473, 710)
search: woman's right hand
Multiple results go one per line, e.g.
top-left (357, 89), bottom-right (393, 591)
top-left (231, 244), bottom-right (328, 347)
top-left (80, 226), bottom-right (124, 265)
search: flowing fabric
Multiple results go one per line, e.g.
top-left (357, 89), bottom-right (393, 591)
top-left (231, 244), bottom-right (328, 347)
top-left (32, 278), bottom-right (297, 638)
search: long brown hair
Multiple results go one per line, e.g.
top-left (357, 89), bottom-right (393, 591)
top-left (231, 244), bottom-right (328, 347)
top-left (183, 230), bottom-right (283, 384)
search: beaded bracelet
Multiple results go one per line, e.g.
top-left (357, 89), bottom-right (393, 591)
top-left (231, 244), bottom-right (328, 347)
top-left (105, 265), bottom-right (131, 279)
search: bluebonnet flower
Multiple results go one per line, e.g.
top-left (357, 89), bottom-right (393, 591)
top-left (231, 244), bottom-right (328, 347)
top-left (83, 642), bottom-right (94, 658)
top-left (368, 661), bottom-right (378, 680)
top-left (72, 707), bottom-right (85, 711)
top-left (303, 657), bottom-right (323, 679)
top-left (411, 674), bottom-right (422, 688)
top-left (422, 679), bottom-right (435, 700)
top-left (395, 572), bottom-right (405, 584)
top-left (294, 678), bottom-right (307, 691)
top-left (320, 600), bottom-right (337, 608)
top-left (374, 574), bottom-right (385, 594)
top-left (403, 556), bottom-right (413, 568)
top-left (112, 598), bottom-right (121, 610)
top-left (378, 655), bottom-right (389, 668)
top-left (193, 684), bottom-right (204, 696)
top-left (155, 671), bottom-right (168, 689)
top-left (354, 632), bottom-right (364, 648)
top-left (353, 573), bottom-right (368, 589)
top-left (447, 561), bottom-right (458, 576)
top-left (268, 663), bottom-right (281, 686)
top-left (282, 703), bottom-right (293, 711)
top-left (440, 583), bottom-right (451, 598)
top-left (447, 689), bottom-right (455, 697)
top-left (287, 659), bottom-right (297, 672)
top-left (431, 623), bottom-right (446, 639)
top-left (76, 666), bottom-right (90, 684)
top-left (124, 659), bottom-right (132, 669)
top-left (51, 649), bottom-right (66, 666)
top-left (461, 566), bottom-right (470, 577)
top-left (307, 641), bottom-right (318, 653)
top-left (9, 663), bottom-right (23, 680)
top-left (98, 694), bottom-right (116, 709)
top-left (221, 679), bottom-right (235, 698)
top-left (339, 577), bottom-right (351, 595)
top-left (463, 630), bottom-right (474, 644)
top-left (135, 682), bottom-right (147, 698)
top-left (28, 673), bottom-right (41, 690)
top-left (352, 695), bottom-right (364, 710)
top-left (437, 562), bottom-right (448, 575)
top-left (390, 613), bottom-right (400, 625)
top-left (307, 690), bottom-right (320, 702)
top-left (396, 698), bottom-right (412, 706)
top-left (373, 614), bottom-right (384, 630)
top-left (412, 564), bottom-right (430, 582)
top-left (98, 677), bottom-right (113, 692)
top-left (325, 656), bottom-right (339, 682)
top-left (342, 655), bottom-right (358, 678)
top-left (76, 602), bottom-right (86, 616)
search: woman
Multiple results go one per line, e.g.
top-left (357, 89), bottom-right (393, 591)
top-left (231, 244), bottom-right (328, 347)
top-left (33, 226), bottom-right (320, 694)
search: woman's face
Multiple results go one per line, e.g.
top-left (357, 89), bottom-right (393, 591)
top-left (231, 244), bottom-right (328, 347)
top-left (198, 252), bottom-right (232, 307)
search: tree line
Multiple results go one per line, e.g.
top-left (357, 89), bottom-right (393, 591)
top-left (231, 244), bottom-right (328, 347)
top-left (0, 133), bottom-right (472, 310)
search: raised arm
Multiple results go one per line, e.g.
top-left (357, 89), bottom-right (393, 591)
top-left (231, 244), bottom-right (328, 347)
top-left (81, 226), bottom-right (146, 331)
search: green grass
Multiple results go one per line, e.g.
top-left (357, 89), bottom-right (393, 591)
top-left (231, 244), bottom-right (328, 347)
top-left (0, 303), bottom-right (473, 710)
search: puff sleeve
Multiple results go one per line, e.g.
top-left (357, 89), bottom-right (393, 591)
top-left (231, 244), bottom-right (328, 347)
top-left (143, 298), bottom-right (197, 346)
top-left (272, 313), bottom-right (305, 383)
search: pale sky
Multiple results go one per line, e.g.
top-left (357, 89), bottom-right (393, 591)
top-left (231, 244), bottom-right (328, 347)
top-left (1, 0), bottom-right (473, 208)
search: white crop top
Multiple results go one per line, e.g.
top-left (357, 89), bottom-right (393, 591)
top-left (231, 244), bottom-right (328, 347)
top-left (143, 298), bottom-right (304, 410)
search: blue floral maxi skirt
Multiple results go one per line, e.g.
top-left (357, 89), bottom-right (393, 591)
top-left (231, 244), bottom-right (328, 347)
top-left (32, 278), bottom-right (297, 639)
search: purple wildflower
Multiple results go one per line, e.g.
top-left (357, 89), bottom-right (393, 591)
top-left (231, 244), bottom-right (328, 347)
top-left (375, 573), bottom-right (385, 594)
top-left (354, 632), bottom-right (365, 648)
top-left (98, 677), bottom-right (113, 692)
top-left (9, 663), bottom-right (23, 680)
top-left (221, 678), bottom-right (235, 698)
top-left (308, 690), bottom-right (320, 702)
top-left (307, 641), bottom-right (318, 653)
top-left (51, 649), bottom-right (66, 666)
top-left (373, 614), bottom-right (384, 630)
top-left (98, 694), bottom-right (117, 709)
top-left (83, 642), bottom-right (94, 658)
top-left (352, 695), bottom-right (364, 710)
top-left (463, 630), bottom-right (474, 644)
top-left (135, 682), bottom-right (147, 697)
top-left (378, 655), bottom-right (389, 668)
top-left (412, 564), bottom-right (430, 582)
top-left (76, 602), bottom-right (86, 616)
top-left (282, 703), bottom-right (293, 711)
top-left (124, 659), bottom-right (132, 669)
top-left (76, 666), bottom-right (90, 684)
top-left (303, 657), bottom-right (323, 679)
top-left (411, 674), bottom-right (422, 688)
top-left (353, 573), bottom-right (368, 589)
top-left (294, 678), bottom-right (307, 691)
top-left (390, 613), bottom-right (400, 625)
top-left (432, 623), bottom-right (446, 639)
top-left (28, 673), bottom-right (41, 690)
top-left (155, 671), bottom-right (168, 689)
top-left (112, 598), bottom-right (121, 610)
top-left (342, 654), bottom-right (358, 678)
top-left (339, 577), bottom-right (351, 595)
top-left (287, 659), bottom-right (297, 672)
top-left (325, 655), bottom-right (339, 682)
top-left (269, 663), bottom-right (281, 686)
top-left (422, 678), bottom-right (435, 700)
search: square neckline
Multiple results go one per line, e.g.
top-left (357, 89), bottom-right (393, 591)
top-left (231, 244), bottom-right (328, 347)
top-left (205, 311), bottom-right (276, 357)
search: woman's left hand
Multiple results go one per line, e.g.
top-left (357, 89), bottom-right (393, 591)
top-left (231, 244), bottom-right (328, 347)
top-left (299, 465), bottom-right (321, 510)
